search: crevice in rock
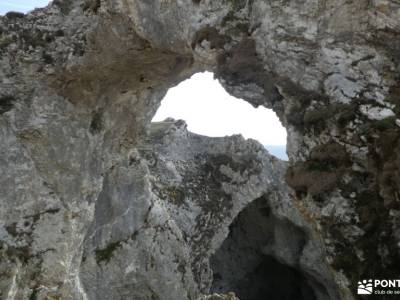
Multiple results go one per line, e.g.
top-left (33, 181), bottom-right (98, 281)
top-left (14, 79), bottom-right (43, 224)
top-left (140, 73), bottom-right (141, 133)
top-left (210, 195), bottom-right (330, 300)
top-left (0, 95), bottom-right (15, 114)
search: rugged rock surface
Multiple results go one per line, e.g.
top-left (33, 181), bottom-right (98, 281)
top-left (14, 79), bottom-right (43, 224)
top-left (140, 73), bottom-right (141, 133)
top-left (78, 120), bottom-right (302, 300)
top-left (197, 293), bottom-right (238, 300)
top-left (0, 0), bottom-right (400, 299)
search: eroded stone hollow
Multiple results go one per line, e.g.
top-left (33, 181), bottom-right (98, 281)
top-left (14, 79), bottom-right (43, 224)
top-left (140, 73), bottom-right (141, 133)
top-left (211, 196), bottom-right (328, 300)
top-left (1, 0), bottom-right (400, 299)
top-left (214, 255), bottom-right (316, 300)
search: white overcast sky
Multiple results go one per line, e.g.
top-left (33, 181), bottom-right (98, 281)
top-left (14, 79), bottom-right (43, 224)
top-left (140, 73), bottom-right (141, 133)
top-left (0, 1), bottom-right (50, 14)
top-left (153, 72), bottom-right (286, 145)
top-left (1, 2), bottom-right (287, 147)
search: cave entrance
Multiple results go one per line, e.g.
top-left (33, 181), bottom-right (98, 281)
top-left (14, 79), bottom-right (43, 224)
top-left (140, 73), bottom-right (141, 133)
top-left (213, 255), bottom-right (316, 300)
top-left (152, 72), bottom-right (288, 160)
top-left (210, 196), bottom-right (326, 300)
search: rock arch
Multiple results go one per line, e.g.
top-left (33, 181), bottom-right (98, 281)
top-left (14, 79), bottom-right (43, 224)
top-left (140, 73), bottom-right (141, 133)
top-left (0, 1), bottom-right (399, 299)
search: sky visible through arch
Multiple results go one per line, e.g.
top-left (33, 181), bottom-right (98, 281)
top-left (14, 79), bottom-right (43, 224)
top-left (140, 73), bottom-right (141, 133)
top-left (153, 72), bottom-right (288, 160)
top-left (0, 3), bottom-right (288, 160)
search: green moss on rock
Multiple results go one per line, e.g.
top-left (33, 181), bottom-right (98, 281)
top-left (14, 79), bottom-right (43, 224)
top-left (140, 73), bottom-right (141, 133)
top-left (159, 186), bottom-right (185, 206)
top-left (95, 241), bottom-right (122, 264)
top-left (89, 111), bottom-right (103, 134)
top-left (371, 116), bottom-right (397, 131)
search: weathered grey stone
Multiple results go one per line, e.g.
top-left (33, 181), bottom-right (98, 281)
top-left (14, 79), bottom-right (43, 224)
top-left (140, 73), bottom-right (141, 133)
top-left (1, 0), bottom-right (400, 299)
top-left (78, 119), bottom-right (317, 300)
top-left (197, 293), bottom-right (239, 300)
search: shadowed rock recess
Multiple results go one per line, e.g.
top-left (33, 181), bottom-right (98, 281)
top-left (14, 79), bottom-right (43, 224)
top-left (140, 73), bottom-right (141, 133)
top-left (0, 1), bottom-right (399, 299)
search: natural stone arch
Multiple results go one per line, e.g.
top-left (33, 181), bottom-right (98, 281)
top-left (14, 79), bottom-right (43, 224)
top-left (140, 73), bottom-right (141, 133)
top-left (209, 195), bottom-right (333, 300)
top-left (151, 71), bottom-right (288, 157)
top-left (0, 0), bottom-right (399, 299)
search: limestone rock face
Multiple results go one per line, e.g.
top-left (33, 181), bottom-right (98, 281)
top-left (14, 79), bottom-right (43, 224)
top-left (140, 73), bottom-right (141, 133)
top-left (78, 120), bottom-right (293, 300)
top-left (0, 0), bottom-right (399, 299)
top-left (197, 293), bottom-right (239, 300)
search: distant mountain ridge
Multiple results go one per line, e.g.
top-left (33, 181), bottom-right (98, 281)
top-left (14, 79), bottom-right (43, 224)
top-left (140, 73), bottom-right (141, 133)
top-left (264, 145), bottom-right (288, 160)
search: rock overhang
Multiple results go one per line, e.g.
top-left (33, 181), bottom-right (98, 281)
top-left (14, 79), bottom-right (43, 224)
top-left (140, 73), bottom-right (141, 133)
top-left (0, 1), bottom-right (399, 299)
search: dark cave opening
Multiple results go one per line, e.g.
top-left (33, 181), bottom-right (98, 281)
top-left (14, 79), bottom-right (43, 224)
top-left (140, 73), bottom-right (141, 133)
top-left (210, 196), bottom-right (324, 300)
top-left (212, 255), bottom-right (316, 300)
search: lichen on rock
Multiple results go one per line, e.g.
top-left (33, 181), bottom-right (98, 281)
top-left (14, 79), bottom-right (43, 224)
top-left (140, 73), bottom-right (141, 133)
top-left (0, 0), bottom-right (399, 299)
